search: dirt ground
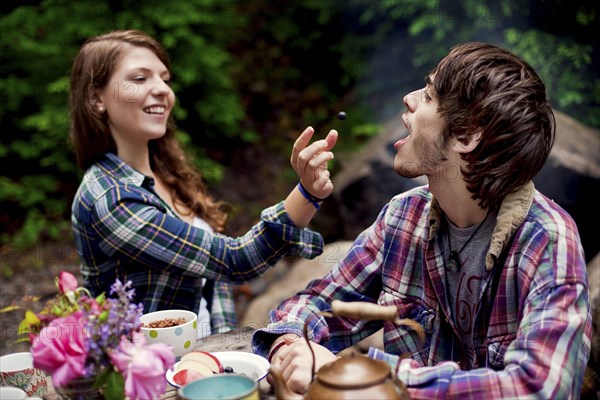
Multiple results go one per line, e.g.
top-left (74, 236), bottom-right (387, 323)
top-left (0, 243), bottom-right (80, 356)
top-left (0, 241), bottom-right (260, 357)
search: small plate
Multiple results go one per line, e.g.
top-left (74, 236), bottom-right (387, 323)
top-left (165, 361), bottom-right (184, 387)
top-left (166, 351), bottom-right (270, 388)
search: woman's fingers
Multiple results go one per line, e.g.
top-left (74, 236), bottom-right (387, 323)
top-left (324, 129), bottom-right (339, 150)
top-left (291, 127), bottom-right (338, 199)
top-left (291, 126), bottom-right (315, 171)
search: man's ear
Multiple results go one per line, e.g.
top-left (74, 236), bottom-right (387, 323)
top-left (452, 129), bottom-right (482, 154)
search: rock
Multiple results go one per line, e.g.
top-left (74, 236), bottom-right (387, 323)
top-left (241, 240), bottom-right (385, 354)
top-left (330, 109), bottom-right (600, 262)
top-left (241, 241), bottom-right (354, 327)
top-left (324, 107), bottom-right (600, 372)
top-left (534, 111), bottom-right (600, 262)
top-left (330, 112), bottom-right (421, 239)
top-left (586, 252), bottom-right (600, 397)
top-left (590, 254), bottom-right (600, 365)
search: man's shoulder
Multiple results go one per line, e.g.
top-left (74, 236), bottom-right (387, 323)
top-left (388, 185), bottom-right (432, 208)
top-left (518, 190), bottom-right (585, 261)
top-left (529, 190), bottom-right (578, 230)
top-left (380, 185), bottom-right (433, 226)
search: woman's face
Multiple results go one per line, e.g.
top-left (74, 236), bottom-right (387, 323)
top-left (97, 46), bottom-right (175, 150)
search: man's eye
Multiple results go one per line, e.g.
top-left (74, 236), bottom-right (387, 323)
top-left (421, 89), bottom-right (431, 102)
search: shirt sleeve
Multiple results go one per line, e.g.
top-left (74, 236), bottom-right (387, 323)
top-left (90, 185), bottom-right (324, 283)
top-left (209, 280), bottom-right (237, 333)
top-left (252, 203), bottom-right (392, 357)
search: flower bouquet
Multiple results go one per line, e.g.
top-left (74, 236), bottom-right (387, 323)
top-left (4, 271), bottom-right (175, 400)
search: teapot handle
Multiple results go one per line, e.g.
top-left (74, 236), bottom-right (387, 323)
top-left (392, 375), bottom-right (412, 400)
top-left (268, 366), bottom-right (304, 400)
top-left (323, 301), bottom-right (425, 348)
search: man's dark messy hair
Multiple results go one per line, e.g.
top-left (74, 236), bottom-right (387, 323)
top-left (431, 42), bottom-right (555, 210)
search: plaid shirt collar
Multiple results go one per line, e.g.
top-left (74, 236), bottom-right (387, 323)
top-left (428, 181), bottom-right (535, 271)
top-left (98, 152), bottom-right (149, 188)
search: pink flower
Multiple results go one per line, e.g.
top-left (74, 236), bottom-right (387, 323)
top-left (58, 271), bottom-right (79, 294)
top-left (109, 331), bottom-right (175, 400)
top-left (31, 311), bottom-right (88, 387)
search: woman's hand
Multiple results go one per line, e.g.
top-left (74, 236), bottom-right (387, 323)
top-left (291, 126), bottom-right (338, 200)
top-left (270, 335), bottom-right (338, 394)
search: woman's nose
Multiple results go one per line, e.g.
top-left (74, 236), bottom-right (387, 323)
top-left (152, 79), bottom-right (171, 96)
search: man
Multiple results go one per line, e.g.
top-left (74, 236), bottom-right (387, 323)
top-left (252, 42), bottom-right (592, 399)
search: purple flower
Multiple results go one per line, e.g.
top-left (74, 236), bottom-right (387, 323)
top-left (31, 311), bottom-right (88, 387)
top-left (109, 332), bottom-right (175, 400)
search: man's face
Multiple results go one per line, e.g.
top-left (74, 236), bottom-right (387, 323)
top-left (393, 75), bottom-right (449, 179)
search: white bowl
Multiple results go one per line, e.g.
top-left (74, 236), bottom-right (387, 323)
top-left (139, 309), bottom-right (197, 358)
top-left (166, 351), bottom-right (270, 388)
top-left (212, 351), bottom-right (270, 381)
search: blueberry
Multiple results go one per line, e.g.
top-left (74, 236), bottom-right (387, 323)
top-left (224, 366), bottom-right (234, 373)
top-left (337, 111), bottom-right (346, 120)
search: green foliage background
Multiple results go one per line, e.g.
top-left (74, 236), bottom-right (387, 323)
top-left (1, 0), bottom-right (598, 263)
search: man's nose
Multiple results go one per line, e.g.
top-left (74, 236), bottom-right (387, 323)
top-left (403, 89), bottom-right (419, 112)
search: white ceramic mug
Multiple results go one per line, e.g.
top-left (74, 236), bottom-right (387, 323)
top-left (0, 386), bottom-right (27, 399)
top-left (0, 352), bottom-right (48, 398)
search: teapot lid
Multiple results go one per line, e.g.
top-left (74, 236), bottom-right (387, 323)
top-left (316, 353), bottom-right (391, 388)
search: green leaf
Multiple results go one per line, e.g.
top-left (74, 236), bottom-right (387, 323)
top-left (99, 369), bottom-right (124, 400)
top-left (96, 293), bottom-right (106, 304)
top-left (25, 310), bottom-right (40, 325)
top-left (0, 305), bottom-right (22, 313)
top-left (99, 310), bottom-right (109, 322)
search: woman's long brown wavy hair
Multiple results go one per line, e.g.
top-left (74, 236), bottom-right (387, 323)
top-left (69, 30), bottom-right (228, 231)
top-left (431, 42), bottom-right (555, 211)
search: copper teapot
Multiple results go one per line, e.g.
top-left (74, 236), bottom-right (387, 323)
top-left (269, 300), bottom-right (424, 400)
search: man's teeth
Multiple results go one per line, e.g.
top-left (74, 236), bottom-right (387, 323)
top-left (144, 106), bottom-right (165, 114)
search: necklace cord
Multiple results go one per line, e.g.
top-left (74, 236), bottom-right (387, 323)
top-left (447, 211), bottom-right (491, 268)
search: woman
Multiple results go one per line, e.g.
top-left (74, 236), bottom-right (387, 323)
top-left (69, 30), bottom-right (337, 337)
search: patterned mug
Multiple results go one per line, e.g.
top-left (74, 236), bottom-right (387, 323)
top-left (0, 352), bottom-right (48, 398)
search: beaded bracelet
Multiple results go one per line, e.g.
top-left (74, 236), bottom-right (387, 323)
top-left (297, 182), bottom-right (325, 210)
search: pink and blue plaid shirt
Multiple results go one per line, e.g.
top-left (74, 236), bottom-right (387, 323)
top-left (253, 183), bottom-right (592, 399)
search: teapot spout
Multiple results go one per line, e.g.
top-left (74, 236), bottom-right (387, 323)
top-left (268, 366), bottom-right (303, 400)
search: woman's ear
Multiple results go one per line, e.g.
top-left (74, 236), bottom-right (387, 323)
top-left (89, 90), bottom-right (105, 113)
top-left (452, 129), bottom-right (482, 154)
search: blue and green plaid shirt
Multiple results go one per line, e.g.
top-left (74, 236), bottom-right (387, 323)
top-left (72, 153), bottom-right (324, 332)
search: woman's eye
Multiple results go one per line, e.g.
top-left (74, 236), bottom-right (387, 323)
top-left (163, 79), bottom-right (172, 86)
top-left (132, 77), bottom-right (146, 82)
